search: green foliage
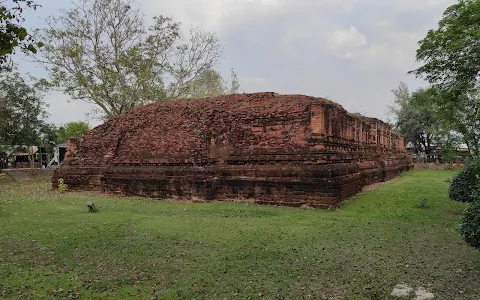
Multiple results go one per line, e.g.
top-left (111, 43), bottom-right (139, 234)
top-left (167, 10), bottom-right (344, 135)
top-left (449, 157), bottom-right (480, 203)
top-left (55, 122), bottom-right (89, 144)
top-left (186, 68), bottom-right (241, 98)
top-left (412, 0), bottom-right (480, 90)
top-left (0, 69), bottom-right (48, 145)
top-left (442, 148), bottom-right (457, 164)
top-left (1, 171), bottom-right (480, 298)
top-left (0, 0), bottom-right (42, 70)
top-left (55, 126), bottom-right (66, 144)
top-left (438, 131), bottom-right (464, 164)
top-left (34, 0), bottom-right (237, 120)
top-left (65, 121), bottom-right (89, 140)
top-left (459, 200), bottom-right (480, 250)
top-left (58, 178), bottom-right (67, 193)
top-left (390, 83), bottom-right (441, 155)
top-left (410, 0), bottom-right (480, 154)
top-left (0, 69), bottom-right (57, 167)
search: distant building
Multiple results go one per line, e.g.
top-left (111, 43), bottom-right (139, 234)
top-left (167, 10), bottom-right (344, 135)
top-left (0, 144), bottom-right (67, 169)
top-left (406, 143), bottom-right (470, 164)
top-left (48, 144), bottom-right (67, 167)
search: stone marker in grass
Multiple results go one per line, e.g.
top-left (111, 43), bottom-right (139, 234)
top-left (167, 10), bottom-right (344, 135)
top-left (87, 202), bottom-right (97, 213)
top-left (418, 198), bottom-right (427, 208)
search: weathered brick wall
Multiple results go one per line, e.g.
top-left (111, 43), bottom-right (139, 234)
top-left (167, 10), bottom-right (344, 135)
top-left (53, 92), bottom-right (413, 208)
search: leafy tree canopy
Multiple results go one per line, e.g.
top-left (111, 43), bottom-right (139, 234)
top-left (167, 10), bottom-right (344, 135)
top-left (0, 68), bottom-right (49, 166)
top-left (186, 69), bottom-right (241, 99)
top-left (56, 121), bottom-right (89, 144)
top-left (410, 0), bottom-right (480, 154)
top-left (390, 83), bottom-right (441, 155)
top-left (0, 0), bottom-right (42, 70)
top-left (34, 0), bottom-right (239, 120)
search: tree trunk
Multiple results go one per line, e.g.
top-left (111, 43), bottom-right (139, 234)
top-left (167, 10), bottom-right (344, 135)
top-left (28, 146), bottom-right (35, 169)
top-left (472, 136), bottom-right (480, 156)
top-left (425, 134), bottom-right (432, 155)
top-left (39, 147), bottom-right (42, 169)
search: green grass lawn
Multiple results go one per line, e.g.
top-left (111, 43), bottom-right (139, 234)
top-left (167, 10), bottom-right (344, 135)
top-left (1, 170), bottom-right (479, 299)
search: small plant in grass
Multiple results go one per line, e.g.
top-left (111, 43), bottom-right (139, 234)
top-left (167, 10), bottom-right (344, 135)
top-left (459, 199), bottom-right (480, 250)
top-left (448, 156), bottom-right (480, 203)
top-left (58, 178), bottom-right (68, 193)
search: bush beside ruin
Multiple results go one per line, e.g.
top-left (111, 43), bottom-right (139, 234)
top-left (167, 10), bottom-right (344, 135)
top-left (449, 157), bottom-right (480, 203)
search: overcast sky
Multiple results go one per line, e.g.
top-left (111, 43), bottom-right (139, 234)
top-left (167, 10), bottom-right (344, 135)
top-left (15, 0), bottom-right (456, 128)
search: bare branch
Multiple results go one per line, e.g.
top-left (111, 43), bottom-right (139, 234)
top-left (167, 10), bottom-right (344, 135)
top-left (31, 0), bottom-right (231, 119)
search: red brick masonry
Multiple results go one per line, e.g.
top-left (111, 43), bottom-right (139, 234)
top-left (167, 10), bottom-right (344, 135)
top-left (53, 93), bottom-right (413, 208)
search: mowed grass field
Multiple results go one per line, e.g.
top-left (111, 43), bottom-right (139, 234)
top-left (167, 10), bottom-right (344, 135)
top-left (1, 170), bottom-right (479, 299)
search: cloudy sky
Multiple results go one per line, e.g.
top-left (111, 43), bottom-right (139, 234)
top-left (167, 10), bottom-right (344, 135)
top-left (16, 0), bottom-right (456, 127)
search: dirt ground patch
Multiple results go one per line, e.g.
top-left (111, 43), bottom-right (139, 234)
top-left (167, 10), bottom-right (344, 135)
top-left (361, 177), bottom-right (401, 192)
top-left (391, 284), bottom-right (434, 299)
top-left (1, 169), bottom-right (54, 181)
top-left (414, 163), bottom-right (463, 171)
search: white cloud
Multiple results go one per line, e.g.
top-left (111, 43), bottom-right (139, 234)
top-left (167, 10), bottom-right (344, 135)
top-left (331, 26), bottom-right (368, 48)
top-left (239, 76), bottom-right (272, 92)
top-left (329, 26), bottom-right (368, 59)
top-left (140, 0), bottom-right (282, 32)
top-left (140, 0), bottom-right (368, 33)
top-left (353, 21), bottom-right (425, 72)
top-left (43, 92), bottom-right (101, 127)
top-left (391, 0), bottom-right (455, 12)
top-left (135, 0), bottom-right (457, 120)
top-left (16, 0), bottom-right (459, 124)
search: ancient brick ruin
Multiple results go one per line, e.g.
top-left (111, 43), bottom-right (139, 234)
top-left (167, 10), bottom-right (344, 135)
top-left (53, 93), bottom-right (412, 208)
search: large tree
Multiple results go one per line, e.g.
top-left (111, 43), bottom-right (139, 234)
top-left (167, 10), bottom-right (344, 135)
top-left (34, 0), bottom-right (235, 120)
top-left (390, 83), bottom-right (440, 155)
top-left (410, 0), bottom-right (480, 154)
top-left (0, 69), bottom-right (49, 167)
top-left (0, 0), bottom-right (42, 70)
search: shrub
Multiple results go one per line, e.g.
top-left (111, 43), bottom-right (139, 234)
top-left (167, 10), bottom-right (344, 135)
top-left (448, 157), bottom-right (480, 203)
top-left (459, 200), bottom-right (480, 250)
top-left (58, 178), bottom-right (68, 193)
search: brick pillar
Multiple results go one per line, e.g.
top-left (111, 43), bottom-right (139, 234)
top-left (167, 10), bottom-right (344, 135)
top-left (311, 106), bottom-right (325, 134)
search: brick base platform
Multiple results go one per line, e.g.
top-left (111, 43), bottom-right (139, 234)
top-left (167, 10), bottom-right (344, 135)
top-left (53, 93), bottom-right (413, 208)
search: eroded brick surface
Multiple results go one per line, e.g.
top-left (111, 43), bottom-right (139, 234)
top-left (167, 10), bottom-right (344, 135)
top-left (53, 92), bottom-right (413, 208)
